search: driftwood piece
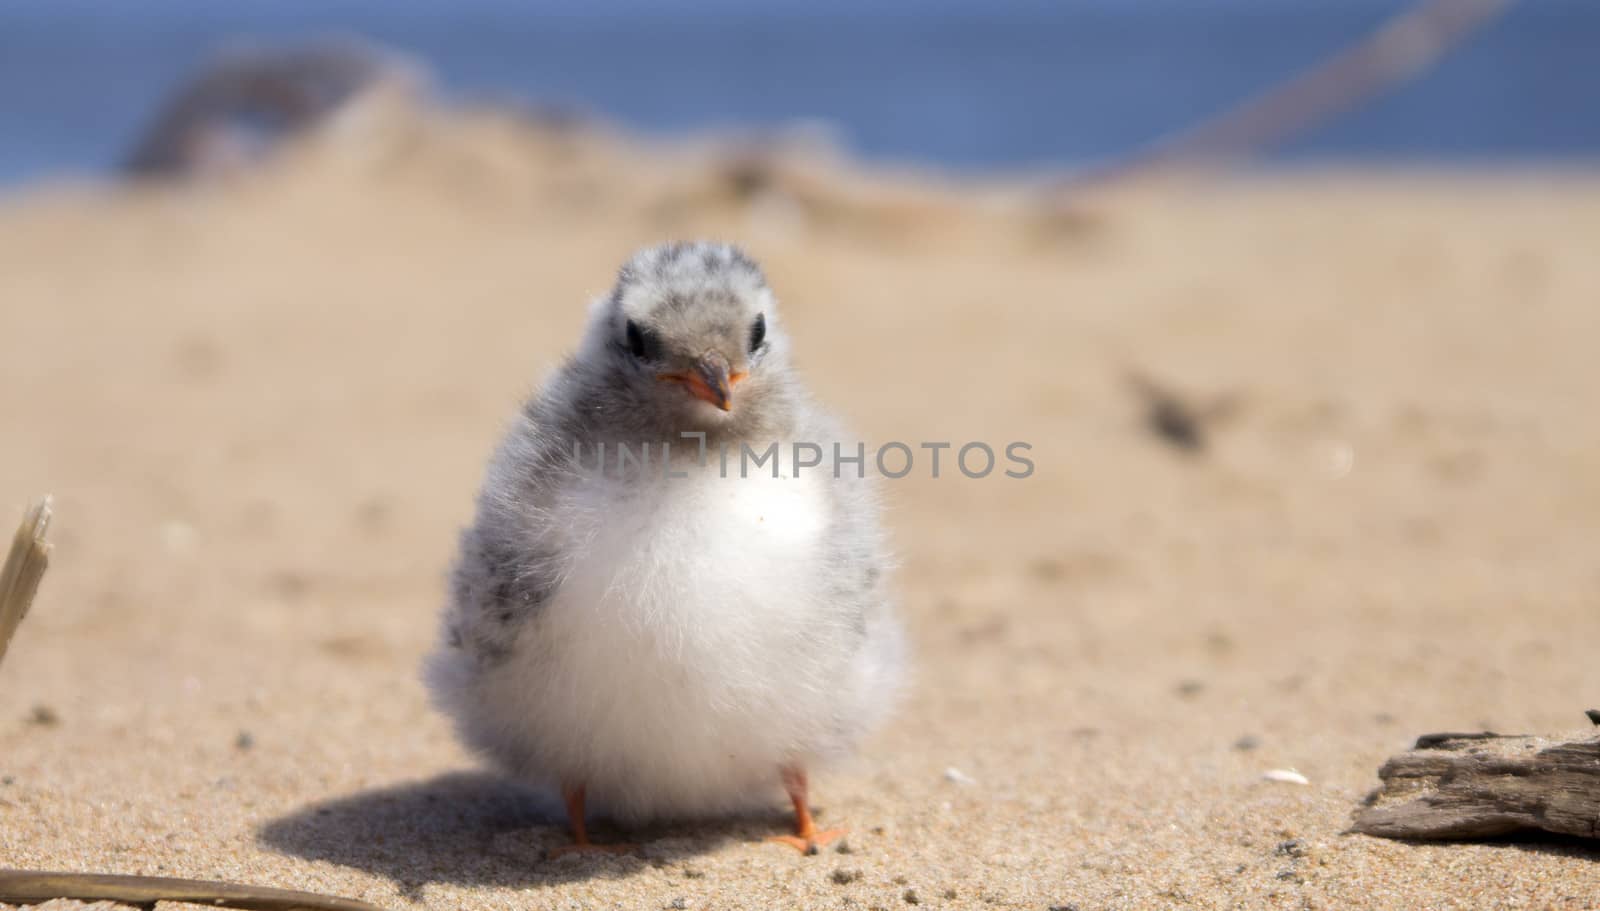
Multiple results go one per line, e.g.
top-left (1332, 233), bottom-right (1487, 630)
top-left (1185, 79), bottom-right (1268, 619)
top-left (1353, 729), bottom-right (1600, 840)
top-left (0, 869), bottom-right (386, 911)
top-left (0, 497), bottom-right (52, 671)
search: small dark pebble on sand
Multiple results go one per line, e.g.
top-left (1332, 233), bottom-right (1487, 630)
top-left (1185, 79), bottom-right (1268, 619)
top-left (832, 868), bottom-right (862, 885)
top-left (1276, 839), bottom-right (1306, 858)
top-left (235, 731), bottom-right (255, 750)
top-left (1233, 735), bottom-right (1261, 751)
top-left (835, 839), bottom-right (853, 854)
top-left (902, 888), bottom-right (920, 904)
top-left (27, 705), bottom-right (59, 726)
top-left (1585, 709), bottom-right (1600, 726)
top-left (666, 899), bottom-right (688, 910)
top-left (1049, 905), bottom-right (1081, 911)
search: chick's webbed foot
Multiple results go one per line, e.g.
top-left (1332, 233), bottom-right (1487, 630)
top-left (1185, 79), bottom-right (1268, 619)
top-left (766, 766), bottom-right (847, 854)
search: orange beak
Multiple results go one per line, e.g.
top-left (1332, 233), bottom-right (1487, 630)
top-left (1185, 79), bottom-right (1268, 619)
top-left (658, 353), bottom-right (746, 412)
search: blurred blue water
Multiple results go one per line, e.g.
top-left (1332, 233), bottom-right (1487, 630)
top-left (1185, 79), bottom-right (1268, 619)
top-left (1, 0), bottom-right (1596, 184)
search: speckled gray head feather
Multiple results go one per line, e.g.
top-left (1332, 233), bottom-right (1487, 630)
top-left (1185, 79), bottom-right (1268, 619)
top-left (558, 241), bottom-right (799, 442)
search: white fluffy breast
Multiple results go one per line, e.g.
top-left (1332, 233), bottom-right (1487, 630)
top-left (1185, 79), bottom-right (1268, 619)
top-left (564, 463), bottom-right (829, 641)
top-left (479, 461), bottom-right (851, 821)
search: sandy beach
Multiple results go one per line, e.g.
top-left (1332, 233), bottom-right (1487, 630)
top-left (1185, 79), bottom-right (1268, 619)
top-left (1, 105), bottom-right (1598, 909)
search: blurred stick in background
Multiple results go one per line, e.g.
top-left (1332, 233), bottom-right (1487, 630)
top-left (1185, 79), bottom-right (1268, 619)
top-left (0, 497), bottom-right (52, 671)
top-left (1057, 0), bottom-right (1518, 192)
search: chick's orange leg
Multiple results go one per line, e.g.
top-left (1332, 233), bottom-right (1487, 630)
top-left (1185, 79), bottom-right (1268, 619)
top-left (767, 766), bottom-right (846, 854)
top-left (546, 785), bottom-right (635, 857)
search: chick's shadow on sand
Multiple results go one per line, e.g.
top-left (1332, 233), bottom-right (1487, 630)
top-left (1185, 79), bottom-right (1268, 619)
top-left (257, 771), bottom-right (793, 897)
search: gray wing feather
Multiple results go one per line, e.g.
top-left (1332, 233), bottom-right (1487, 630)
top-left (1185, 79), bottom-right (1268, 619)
top-left (441, 380), bottom-right (582, 668)
top-left (799, 404), bottom-right (895, 642)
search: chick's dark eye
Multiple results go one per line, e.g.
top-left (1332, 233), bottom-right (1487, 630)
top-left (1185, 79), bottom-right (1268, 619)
top-left (748, 313), bottom-right (766, 353)
top-left (625, 320), bottom-right (654, 360)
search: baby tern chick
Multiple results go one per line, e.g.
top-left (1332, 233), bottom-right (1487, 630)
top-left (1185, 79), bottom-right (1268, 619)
top-left (427, 241), bottom-right (905, 855)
